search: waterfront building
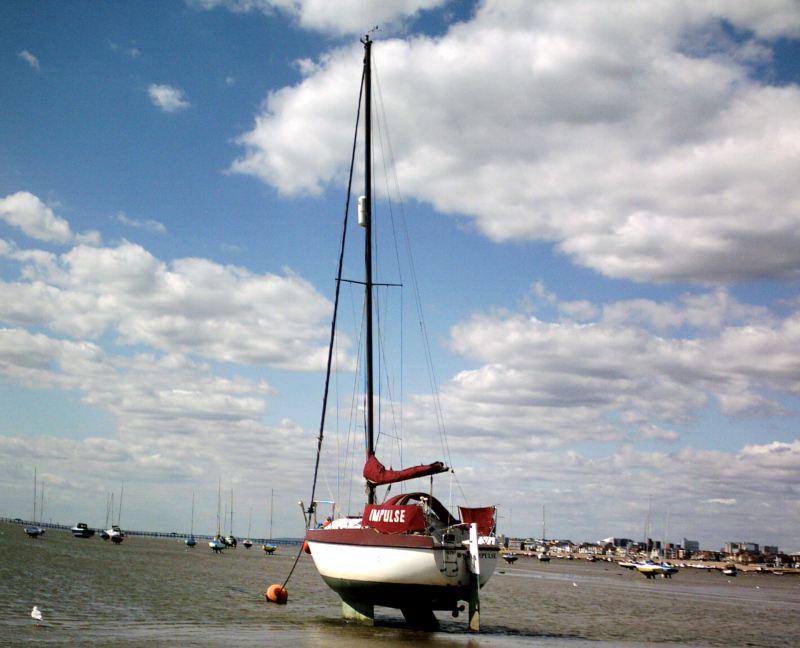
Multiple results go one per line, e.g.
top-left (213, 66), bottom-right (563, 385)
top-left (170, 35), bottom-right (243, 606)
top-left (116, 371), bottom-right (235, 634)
top-left (683, 538), bottom-right (699, 553)
top-left (724, 541), bottom-right (759, 554)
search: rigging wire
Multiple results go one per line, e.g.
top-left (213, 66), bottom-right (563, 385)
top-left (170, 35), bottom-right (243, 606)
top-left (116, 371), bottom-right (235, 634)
top-left (280, 65), bottom-right (365, 590)
top-left (372, 54), bottom-right (463, 497)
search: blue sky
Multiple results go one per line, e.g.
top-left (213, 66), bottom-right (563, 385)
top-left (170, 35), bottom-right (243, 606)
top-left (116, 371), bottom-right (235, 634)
top-left (2, 0), bottom-right (800, 551)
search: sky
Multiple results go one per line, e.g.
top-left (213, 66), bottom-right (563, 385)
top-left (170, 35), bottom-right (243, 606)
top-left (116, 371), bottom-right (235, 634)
top-left (2, 0), bottom-right (799, 552)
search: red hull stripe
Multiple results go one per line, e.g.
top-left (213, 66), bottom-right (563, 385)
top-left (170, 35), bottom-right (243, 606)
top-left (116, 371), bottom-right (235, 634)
top-left (306, 527), bottom-right (434, 549)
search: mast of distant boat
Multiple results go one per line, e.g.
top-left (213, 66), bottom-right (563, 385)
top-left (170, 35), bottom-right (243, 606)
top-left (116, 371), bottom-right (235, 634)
top-left (117, 482), bottom-right (124, 527)
top-left (216, 478), bottom-right (222, 537)
top-left (542, 504), bottom-right (546, 542)
top-left (32, 467), bottom-right (38, 525)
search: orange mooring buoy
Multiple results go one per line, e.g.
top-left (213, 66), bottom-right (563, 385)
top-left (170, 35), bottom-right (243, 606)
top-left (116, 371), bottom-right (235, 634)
top-left (302, 540), bottom-right (311, 554)
top-left (265, 584), bottom-right (288, 604)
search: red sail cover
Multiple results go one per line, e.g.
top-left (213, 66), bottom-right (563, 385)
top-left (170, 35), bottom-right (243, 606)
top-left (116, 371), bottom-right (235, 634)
top-left (459, 506), bottom-right (496, 536)
top-left (363, 452), bottom-right (448, 486)
top-left (362, 504), bottom-right (426, 534)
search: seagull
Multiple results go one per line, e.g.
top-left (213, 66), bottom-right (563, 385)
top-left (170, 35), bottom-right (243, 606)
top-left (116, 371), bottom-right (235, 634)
top-left (31, 606), bottom-right (43, 621)
top-left (572, 582), bottom-right (578, 587)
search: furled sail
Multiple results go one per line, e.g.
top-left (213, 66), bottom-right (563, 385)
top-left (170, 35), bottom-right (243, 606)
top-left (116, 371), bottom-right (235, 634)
top-left (363, 452), bottom-right (448, 486)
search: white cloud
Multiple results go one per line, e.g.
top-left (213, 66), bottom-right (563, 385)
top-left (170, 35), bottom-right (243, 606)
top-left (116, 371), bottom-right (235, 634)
top-left (109, 41), bottom-right (141, 59)
top-left (0, 191), bottom-right (100, 245)
top-left (0, 237), bottom-right (341, 369)
top-left (19, 50), bottom-right (40, 71)
top-left (116, 211), bottom-right (167, 234)
top-left (229, 1), bottom-right (800, 284)
top-left (189, 0), bottom-right (448, 35)
top-left (147, 84), bottom-right (191, 113)
top-left (437, 287), bottom-right (800, 448)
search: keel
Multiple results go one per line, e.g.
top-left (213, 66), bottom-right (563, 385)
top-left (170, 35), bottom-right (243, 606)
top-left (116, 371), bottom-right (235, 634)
top-left (342, 599), bottom-right (374, 625)
top-left (401, 607), bottom-right (439, 630)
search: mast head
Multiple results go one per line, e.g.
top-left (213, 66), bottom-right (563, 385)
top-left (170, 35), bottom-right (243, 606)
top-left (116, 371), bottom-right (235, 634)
top-left (361, 26), bottom-right (379, 45)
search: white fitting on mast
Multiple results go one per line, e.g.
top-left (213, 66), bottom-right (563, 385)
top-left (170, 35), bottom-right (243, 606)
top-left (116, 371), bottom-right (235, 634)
top-left (358, 195), bottom-right (367, 227)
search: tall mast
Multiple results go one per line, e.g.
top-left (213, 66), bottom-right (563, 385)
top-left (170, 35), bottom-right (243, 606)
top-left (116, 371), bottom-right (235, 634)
top-left (362, 34), bottom-right (376, 505)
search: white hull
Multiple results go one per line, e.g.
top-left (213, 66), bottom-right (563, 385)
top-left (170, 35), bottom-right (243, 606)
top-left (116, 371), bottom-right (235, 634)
top-left (306, 527), bottom-right (497, 612)
top-left (310, 541), bottom-right (496, 587)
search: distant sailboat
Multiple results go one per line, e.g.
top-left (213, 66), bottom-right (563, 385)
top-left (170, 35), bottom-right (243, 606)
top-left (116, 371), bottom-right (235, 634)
top-left (634, 498), bottom-right (677, 579)
top-left (185, 492), bottom-right (197, 548)
top-left (243, 506), bottom-right (253, 549)
top-left (224, 488), bottom-right (237, 548)
top-left (24, 468), bottom-right (45, 538)
top-left (100, 492), bottom-right (112, 540)
top-left (209, 479), bottom-right (226, 553)
top-left (538, 505), bottom-right (550, 562)
top-left (106, 483), bottom-right (125, 544)
top-left (262, 488), bottom-right (276, 555)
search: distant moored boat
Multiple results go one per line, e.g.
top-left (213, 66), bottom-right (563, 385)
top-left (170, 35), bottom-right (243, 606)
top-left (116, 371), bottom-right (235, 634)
top-left (71, 522), bottom-right (95, 538)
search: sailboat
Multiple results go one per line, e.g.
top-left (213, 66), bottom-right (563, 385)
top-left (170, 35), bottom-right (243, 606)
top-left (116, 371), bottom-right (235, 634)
top-left (100, 492), bottom-right (112, 540)
top-left (304, 35), bottom-right (498, 631)
top-left (185, 492), bottom-right (197, 548)
top-left (243, 506), bottom-right (253, 549)
top-left (105, 483), bottom-right (125, 544)
top-left (634, 499), bottom-right (677, 579)
top-left (262, 488), bottom-right (276, 555)
top-left (537, 505), bottom-right (550, 562)
top-left (224, 488), bottom-right (237, 548)
top-left (209, 479), bottom-right (226, 553)
top-left (24, 468), bottom-right (45, 538)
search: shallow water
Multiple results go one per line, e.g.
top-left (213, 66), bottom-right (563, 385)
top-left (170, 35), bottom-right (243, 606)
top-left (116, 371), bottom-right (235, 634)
top-left (1, 522), bottom-right (797, 646)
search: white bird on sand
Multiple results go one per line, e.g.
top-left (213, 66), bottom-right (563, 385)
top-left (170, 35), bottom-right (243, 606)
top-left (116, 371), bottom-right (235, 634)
top-left (572, 582), bottom-right (578, 587)
top-left (31, 606), bottom-right (43, 621)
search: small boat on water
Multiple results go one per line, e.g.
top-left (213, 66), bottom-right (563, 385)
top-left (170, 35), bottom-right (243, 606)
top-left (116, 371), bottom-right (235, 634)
top-left (722, 564), bottom-right (737, 576)
top-left (71, 522), bottom-right (95, 538)
top-left (262, 543), bottom-right (277, 555)
top-left (502, 553), bottom-right (518, 564)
